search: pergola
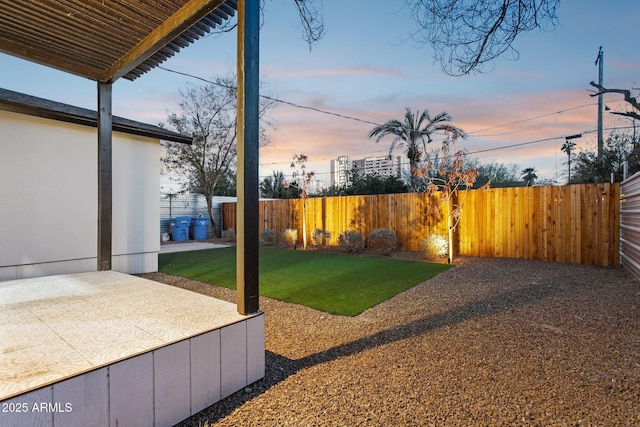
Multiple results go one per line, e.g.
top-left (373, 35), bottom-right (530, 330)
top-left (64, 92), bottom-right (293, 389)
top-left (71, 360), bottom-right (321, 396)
top-left (0, 0), bottom-right (259, 314)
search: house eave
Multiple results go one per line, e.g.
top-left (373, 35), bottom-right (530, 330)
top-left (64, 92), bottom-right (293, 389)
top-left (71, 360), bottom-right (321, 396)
top-left (0, 88), bottom-right (192, 144)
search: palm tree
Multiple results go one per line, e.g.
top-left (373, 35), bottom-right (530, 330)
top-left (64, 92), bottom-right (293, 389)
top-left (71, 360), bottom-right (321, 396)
top-left (561, 140), bottom-right (576, 184)
top-left (521, 167), bottom-right (538, 186)
top-left (368, 107), bottom-right (466, 192)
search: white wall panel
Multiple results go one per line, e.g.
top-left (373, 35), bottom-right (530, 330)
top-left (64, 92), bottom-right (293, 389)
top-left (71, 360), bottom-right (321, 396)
top-left (0, 386), bottom-right (53, 427)
top-left (246, 314), bottom-right (265, 385)
top-left (154, 340), bottom-right (191, 427)
top-left (0, 111), bottom-right (96, 267)
top-left (110, 353), bottom-right (154, 427)
top-left (53, 368), bottom-right (108, 427)
top-left (190, 330), bottom-right (221, 415)
top-left (112, 134), bottom-right (159, 256)
top-left (0, 109), bottom-right (160, 276)
top-left (220, 322), bottom-right (247, 399)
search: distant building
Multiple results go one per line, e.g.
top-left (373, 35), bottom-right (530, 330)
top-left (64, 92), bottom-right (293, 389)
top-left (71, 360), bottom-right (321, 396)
top-left (330, 155), bottom-right (351, 188)
top-left (331, 155), bottom-right (402, 187)
top-left (353, 155), bottom-right (402, 178)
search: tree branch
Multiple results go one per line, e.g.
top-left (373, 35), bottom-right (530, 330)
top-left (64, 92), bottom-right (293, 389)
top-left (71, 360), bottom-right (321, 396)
top-left (292, 0), bottom-right (326, 49)
top-left (406, 0), bottom-right (560, 76)
top-left (611, 111), bottom-right (640, 121)
top-left (590, 81), bottom-right (640, 113)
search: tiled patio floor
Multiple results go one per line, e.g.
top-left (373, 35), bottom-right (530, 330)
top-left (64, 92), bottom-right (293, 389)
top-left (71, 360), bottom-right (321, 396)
top-left (0, 271), bottom-right (264, 427)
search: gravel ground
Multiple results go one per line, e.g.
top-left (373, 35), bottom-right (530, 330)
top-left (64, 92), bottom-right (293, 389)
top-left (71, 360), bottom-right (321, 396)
top-left (143, 254), bottom-right (640, 426)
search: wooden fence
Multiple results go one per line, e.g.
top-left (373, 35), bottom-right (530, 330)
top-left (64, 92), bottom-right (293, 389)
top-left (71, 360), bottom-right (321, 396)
top-left (222, 183), bottom-right (620, 267)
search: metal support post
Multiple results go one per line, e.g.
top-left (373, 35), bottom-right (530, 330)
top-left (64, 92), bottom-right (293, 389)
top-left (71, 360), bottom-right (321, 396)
top-left (236, 0), bottom-right (260, 314)
top-left (97, 81), bottom-right (113, 271)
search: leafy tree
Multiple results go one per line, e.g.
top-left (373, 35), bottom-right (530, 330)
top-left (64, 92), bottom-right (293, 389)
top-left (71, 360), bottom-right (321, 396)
top-left (259, 171), bottom-right (299, 198)
top-left (348, 171), bottom-right (407, 195)
top-left (162, 77), bottom-right (273, 236)
top-left (326, 169), bottom-right (408, 195)
top-left (421, 150), bottom-right (521, 189)
top-left (261, 171), bottom-right (287, 198)
top-left (369, 107), bottom-right (466, 192)
top-left (213, 170), bottom-right (237, 196)
top-left (468, 160), bottom-right (520, 188)
top-left (571, 132), bottom-right (640, 183)
top-left (521, 167), bottom-right (538, 187)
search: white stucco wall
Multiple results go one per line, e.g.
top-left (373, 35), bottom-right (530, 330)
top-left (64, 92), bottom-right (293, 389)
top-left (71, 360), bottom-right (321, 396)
top-left (112, 130), bottom-right (160, 274)
top-left (0, 109), bottom-right (160, 280)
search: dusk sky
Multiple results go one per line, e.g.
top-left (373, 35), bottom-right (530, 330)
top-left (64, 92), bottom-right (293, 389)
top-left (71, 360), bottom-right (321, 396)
top-left (1, 0), bottom-right (639, 187)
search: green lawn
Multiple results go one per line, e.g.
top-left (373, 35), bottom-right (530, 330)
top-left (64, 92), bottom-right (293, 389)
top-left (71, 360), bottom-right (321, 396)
top-left (159, 247), bottom-right (453, 316)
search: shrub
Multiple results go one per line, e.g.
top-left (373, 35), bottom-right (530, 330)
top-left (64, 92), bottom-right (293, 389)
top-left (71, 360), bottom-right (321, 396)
top-left (368, 228), bottom-right (398, 255)
top-left (421, 234), bottom-right (448, 261)
top-left (338, 230), bottom-right (364, 253)
top-left (261, 228), bottom-right (277, 246)
top-left (281, 228), bottom-right (298, 248)
top-left (221, 228), bottom-right (236, 242)
top-left (311, 228), bottom-right (331, 246)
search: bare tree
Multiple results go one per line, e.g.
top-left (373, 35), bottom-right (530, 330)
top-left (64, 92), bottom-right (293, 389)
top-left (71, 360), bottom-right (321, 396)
top-left (285, 154), bottom-right (315, 250)
top-left (209, 0), bottom-right (560, 75)
top-left (423, 135), bottom-right (479, 263)
top-left (291, 0), bottom-right (326, 47)
top-left (162, 77), bottom-right (274, 236)
top-left (405, 0), bottom-right (560, 75)
top-left (206, 0), bottom-right (325, 50)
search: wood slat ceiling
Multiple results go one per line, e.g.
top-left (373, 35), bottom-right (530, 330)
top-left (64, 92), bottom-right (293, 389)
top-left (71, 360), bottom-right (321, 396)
top-left (0, 0), bottom-right (237, 82)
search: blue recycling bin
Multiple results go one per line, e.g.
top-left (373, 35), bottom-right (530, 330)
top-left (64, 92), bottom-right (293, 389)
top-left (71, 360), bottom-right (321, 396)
top-left (191, 216), bottom-right (210, 240)
top-left (169, 216), bottom-right (191, 242)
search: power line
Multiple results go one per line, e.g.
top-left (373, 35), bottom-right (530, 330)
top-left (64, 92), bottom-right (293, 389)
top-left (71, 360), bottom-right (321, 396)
top-left (157, 66), bottom-right (634, 179)
top-left (261, 95), bottom-right (381, 126)
top-left (467, 103), bottom-right (598, 135)
top-left (158, 66), bottom-right (381, 126)
top-left (159, 65), bottom-right (602, 140)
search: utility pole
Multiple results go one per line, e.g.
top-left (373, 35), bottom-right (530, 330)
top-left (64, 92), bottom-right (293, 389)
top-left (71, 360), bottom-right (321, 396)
top-left (596, 46), bottom-right (604, 161)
